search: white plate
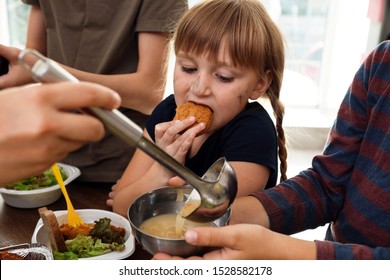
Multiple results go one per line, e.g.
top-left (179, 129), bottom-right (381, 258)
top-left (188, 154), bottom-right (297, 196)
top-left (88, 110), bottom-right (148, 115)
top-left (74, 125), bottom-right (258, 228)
top-left (31, 209), bottom-right (135, 260)
top-left (0, 163), bottom-right (80, 208)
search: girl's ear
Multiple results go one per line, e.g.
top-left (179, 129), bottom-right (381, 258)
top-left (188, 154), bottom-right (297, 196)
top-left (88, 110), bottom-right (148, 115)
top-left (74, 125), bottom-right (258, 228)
top-left (249, 70), bottom-right (272, 100)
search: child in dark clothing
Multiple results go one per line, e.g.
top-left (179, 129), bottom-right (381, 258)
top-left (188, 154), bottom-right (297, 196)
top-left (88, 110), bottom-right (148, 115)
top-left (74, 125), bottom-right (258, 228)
top-left (108, 0), bottom-right (288, 217)
top-left (154, 40), bottom-right (390, 260)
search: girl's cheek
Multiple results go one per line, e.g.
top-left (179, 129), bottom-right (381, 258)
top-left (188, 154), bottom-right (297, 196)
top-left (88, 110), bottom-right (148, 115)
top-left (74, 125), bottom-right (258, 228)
top-left (174, 78), bottom-right (192, 95)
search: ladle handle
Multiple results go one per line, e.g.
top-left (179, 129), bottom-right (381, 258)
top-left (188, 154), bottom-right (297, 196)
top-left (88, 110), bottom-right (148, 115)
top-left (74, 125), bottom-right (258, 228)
top-left (18, 49), bottom-right (204, 188)
top-left (84, 108), bottom-right (205, 188)
top-left (80, 108), bottom-right (204, 187)
top-left (137, 137), bottom-right (203, 187)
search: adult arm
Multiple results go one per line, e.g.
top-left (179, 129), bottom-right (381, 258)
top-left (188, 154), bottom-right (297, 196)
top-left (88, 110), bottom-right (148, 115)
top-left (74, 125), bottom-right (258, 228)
top-left (61, 32), bottom-right (169, 114)
top-left (26, 5), bottom-right (47, 52)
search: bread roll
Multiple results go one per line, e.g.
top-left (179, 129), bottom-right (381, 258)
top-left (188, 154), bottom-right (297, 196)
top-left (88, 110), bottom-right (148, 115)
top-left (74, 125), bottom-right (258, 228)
top-left (174, 101), bottom-right (213, 132)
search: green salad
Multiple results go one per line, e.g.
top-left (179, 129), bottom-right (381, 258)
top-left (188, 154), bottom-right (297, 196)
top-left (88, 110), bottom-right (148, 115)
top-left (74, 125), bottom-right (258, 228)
top-left (54, 218), bottom-right (126, 260)
top-left (5, 167), bottom-right (68, 190)
top-left (54, 235), bottom-right (125, 260)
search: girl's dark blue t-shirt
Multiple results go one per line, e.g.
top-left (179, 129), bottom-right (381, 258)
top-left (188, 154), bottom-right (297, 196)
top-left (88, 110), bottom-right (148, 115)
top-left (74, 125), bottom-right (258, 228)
top-left (146, 95), bottom-right (278, 189)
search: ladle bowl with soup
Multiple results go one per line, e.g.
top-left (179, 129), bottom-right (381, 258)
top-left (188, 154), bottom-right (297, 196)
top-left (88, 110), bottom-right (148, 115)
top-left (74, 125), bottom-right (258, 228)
top-left (128, 186), bottom-right (231, 257)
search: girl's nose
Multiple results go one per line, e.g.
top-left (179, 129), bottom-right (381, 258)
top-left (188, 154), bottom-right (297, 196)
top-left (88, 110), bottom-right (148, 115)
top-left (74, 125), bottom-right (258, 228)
top-left (191, 74), bottom-right (212, 96)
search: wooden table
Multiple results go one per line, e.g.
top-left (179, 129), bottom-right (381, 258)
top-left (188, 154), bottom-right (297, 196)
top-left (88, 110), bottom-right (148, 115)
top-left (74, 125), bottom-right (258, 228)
top-left (0, 180), bottom-right (152, 260)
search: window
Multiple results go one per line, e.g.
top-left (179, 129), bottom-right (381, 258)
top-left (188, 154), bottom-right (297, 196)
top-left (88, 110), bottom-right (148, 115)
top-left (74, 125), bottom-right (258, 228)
top-left (1, 0), bottom-right (29, 48)
top-left (259, 0), bottom-right (373, 127)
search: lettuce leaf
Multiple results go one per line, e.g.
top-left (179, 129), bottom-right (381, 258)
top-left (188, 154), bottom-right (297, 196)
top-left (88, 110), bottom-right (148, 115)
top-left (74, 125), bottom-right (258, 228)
top-left (6, 167), bottom-right (68, 190)
top-left (54, 235), bottom-right (125, 260)
top-left (89, 218), bottom-right (125, 244)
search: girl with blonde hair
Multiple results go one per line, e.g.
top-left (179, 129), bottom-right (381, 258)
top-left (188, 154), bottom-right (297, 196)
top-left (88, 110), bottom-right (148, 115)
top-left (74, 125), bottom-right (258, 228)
top-left (108, 0), bottom-right (288, 217)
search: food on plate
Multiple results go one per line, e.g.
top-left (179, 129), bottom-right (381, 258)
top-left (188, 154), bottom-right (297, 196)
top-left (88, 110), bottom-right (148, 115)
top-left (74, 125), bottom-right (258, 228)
top-left (38, 207), bottom-right (126, 260)
top-left (3, 167), bottom-right (68, 190)
top-left (59, 223), bottom-right (95, 240)
top-left (59, 217), bottom-right (125, 243)
top-left (0, 251), bottom-right (24, 260)
top-left (174, 101), bottom-right (213, 132)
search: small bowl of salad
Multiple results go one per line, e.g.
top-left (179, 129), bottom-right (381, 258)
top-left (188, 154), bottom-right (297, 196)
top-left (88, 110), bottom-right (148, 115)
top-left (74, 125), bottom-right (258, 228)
top-left (0, 163), bottom-right (80, 208)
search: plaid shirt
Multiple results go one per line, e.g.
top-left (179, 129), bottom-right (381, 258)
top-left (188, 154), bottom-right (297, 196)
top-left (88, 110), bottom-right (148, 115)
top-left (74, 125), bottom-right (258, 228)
top-left (254, 41), bottom-right (390, 259)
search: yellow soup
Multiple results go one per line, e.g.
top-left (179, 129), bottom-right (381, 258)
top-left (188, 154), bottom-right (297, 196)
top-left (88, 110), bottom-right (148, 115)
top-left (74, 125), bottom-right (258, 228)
top-left (139, 214), bottom-right (212, 239)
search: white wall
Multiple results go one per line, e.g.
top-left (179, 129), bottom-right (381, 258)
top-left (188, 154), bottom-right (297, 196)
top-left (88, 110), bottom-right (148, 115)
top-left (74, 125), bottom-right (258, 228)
top-left (0, 0), bottom-right (10, 45)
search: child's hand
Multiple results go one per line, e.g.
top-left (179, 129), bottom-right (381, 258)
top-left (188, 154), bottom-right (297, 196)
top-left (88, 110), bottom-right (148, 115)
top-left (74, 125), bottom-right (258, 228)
top-left (154, 116), bottom-right (206, 164)
top-left (153, 224), bottom-right (317, 260)
top-left (152, 224), bottom-right (271, 260)
top-left (106, 179), bottom-right (121, 207)
top-left (168, 176), bottom-right (187, 187)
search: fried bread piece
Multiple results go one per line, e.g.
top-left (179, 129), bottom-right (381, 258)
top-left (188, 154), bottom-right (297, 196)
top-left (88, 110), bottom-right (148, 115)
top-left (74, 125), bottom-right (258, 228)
top-left (174, 101), bottom-right (213, 132)
top-left (38, 207), bottom-right (67, 252)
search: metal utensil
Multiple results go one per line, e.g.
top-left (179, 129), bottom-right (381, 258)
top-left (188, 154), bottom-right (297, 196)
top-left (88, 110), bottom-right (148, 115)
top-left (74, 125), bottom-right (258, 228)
top-left (51, 163), bottom-right (83, 226)
top-left (128, 186), bottom-right (231, 257)
top-left (179, 158), bottom-right (237, 221)
top-left (18, 49), bottom-right (237, 222)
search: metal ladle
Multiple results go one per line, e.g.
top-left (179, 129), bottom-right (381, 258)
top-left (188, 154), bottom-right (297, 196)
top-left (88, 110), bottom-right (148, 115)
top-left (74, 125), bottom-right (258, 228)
top-left (18, 49), bottom-right (238, 222)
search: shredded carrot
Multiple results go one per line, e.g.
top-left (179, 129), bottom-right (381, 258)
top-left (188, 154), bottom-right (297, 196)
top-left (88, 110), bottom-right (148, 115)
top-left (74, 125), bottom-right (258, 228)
top-left (59, 223), bottom-right (94, 240)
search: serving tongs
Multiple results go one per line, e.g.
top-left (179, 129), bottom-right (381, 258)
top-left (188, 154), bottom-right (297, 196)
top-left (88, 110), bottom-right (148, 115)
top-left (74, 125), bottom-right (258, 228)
top-left (19, 49), bottom-right (237, 222)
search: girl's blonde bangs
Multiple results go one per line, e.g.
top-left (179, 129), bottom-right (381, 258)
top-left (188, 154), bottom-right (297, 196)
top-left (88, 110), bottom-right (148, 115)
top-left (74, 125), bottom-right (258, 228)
top-left (174, 0), bottom-right (268, 71)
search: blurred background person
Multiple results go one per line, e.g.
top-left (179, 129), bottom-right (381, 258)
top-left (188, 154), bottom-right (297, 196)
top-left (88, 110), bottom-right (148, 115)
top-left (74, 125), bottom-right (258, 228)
top-left (0, 0), bottom-right (188, 183)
